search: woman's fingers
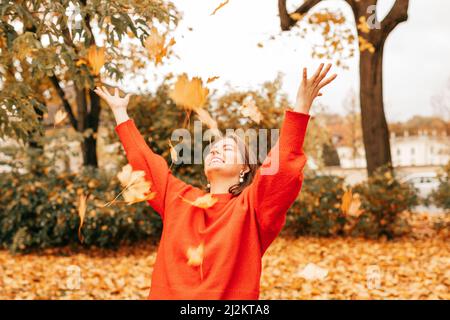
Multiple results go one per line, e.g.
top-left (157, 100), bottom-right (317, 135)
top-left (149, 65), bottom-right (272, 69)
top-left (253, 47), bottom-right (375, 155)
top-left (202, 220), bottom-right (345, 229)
top-left (114, 87), bottom-right (119, 97)
top-left (315, 63), bottom-right (332, 86)
top-left (101, 86), bottom-right (111, 97)
top-left (94, 87), bottom-right (108, 101)
top-left (318, 73), bottom-right (338, 90)
top-left (302, 67), bottom-right (307, 84)
top-left (311, 63), bottom-right (324, 83)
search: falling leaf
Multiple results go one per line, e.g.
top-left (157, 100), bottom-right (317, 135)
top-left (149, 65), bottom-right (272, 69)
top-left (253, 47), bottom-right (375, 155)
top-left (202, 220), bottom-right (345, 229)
top-left (169, 73), bottom-right (209, 110)
top-left (257, 42), bottom-right (264, 48)
top-left (179, 193), bottom-right (218, 209)
top-left (296, 262), bottom-right (328, 281)
top-left (341, 188), bottom-right (364, 218)
top-left (144, 27), bottom-right (176, 65)
top-left (340, 188), bottom-right (353, 214)
top-left (77, 192), bottom-right (88, 242)
top-left (87, 45), bottom-right (105, 75)
top-left (240, 97), bottom-right (263, 124)
top-left (187, 242), bottom-right (205, 281)
top-left (105, 164), bottom-right (156, 206)
top-left (290, 13), bottom-right (303, 21)
top-left (210, 0), bottom-right (230, 16)
top-left (187, 242), bottom-right (204, 267)
top-left (53, 109), bottom-right (67, 127)
top-left (206, 76), bottom-right (220, 84)
top-left (168, 139), bottom-right (178, 163)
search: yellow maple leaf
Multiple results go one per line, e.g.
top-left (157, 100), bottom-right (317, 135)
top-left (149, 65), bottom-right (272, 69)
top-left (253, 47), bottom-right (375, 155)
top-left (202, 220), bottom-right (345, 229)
top-left (104, 164), bottom-right (156, 206)
top-left (240, 97), bottom-right (263, 124)
top-left (179, 193), bottom-right (218, 209)
top-left (87, 45), bottom-right (105, 76)
top-left (358, 36), bottom-right (375, 53)
top-left (144, 27), bottom-right (175, 66)
top-left (169, 73), bottom-right (209, 110)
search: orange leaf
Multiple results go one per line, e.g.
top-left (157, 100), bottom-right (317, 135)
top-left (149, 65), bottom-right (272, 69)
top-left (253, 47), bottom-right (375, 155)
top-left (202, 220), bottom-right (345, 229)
top-left (179, 193), bottom-right (218, 209)
top-left (77, 193), bottom-right (88, 242)
top-left (87, 45), bottom-right (105, 75)
top-left (169, 73), bottom-right (209, 110)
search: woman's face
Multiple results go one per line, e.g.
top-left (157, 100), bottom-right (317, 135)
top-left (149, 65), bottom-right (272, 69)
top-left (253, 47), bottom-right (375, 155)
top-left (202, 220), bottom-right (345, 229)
top-left (204, 137), bottom-right (245, 179)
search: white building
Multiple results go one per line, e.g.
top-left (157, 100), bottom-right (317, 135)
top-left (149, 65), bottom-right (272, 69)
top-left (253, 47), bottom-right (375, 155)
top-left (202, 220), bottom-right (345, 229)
top-left (337, 130), bottom-right (449, 169)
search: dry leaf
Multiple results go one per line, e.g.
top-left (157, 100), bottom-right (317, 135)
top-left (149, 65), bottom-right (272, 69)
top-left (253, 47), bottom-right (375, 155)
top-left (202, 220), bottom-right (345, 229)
top-left (87, 45), bottom-right (105, 75)
top-left (169, 73), bottom-right (209, 110)
top-left (296, 262), bottom-right (328, 280)
top-left (206, 76), bottom-right (220, 84)
top-left (240, 97), bottom-right (263, 124)
top-left (168, 139), bottom-right (178, 163)
top-left (179, 193), bottom-right (218, 209)
top-left (290, 13), bottom-right (303, 21)
top-left (53, 109), bottom-right (67, 127)
top-left (341, 188), bottom-right (364, 217)
top-left (77, 193), bottom-right (88, 242)
top-left (186, 242), bottom-right (204, 267)
top-left (144, 27), bottom-right (176, 65)
top-left (210, 0), bottom-right (230, 15)
top-left (107, 164), bottom-right (157, 206)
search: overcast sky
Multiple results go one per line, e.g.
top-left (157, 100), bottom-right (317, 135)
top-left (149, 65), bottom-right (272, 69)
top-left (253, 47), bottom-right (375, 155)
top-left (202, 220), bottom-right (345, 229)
top-left (126, 0), bottom-right (450, 122)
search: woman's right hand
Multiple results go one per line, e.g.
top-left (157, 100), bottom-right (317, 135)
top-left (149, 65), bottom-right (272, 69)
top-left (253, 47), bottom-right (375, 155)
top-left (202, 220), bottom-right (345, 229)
top-left (95, 86), bottom-right (131, 124)
top-left (94, 86), bottom-right (131, 112)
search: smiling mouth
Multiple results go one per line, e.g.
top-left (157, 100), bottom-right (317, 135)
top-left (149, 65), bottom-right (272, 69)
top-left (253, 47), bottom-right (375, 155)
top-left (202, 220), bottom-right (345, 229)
top-left (210, 157), bottom-right (225, 165)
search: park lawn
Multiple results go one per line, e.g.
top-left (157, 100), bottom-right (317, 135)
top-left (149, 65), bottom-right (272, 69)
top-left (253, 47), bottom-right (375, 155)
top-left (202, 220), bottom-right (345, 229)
top-left (1, 233), bottom-right (448, 300)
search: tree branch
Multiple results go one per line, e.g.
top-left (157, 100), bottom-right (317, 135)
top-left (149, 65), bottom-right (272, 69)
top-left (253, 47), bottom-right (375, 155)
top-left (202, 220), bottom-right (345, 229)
top-left (381, 0), bottom-right (409, 34)
top-left (49, 76), bottom-right (78, 129)
top-left (278, 0), bottom-right (323, 31)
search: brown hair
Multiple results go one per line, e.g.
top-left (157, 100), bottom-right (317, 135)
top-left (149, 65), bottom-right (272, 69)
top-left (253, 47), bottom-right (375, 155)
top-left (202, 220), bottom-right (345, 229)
top-left (206, 132), bottom-right (259, 196)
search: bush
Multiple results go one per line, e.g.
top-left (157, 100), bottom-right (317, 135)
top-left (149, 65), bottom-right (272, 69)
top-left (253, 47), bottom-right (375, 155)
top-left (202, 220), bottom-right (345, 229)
top-left (0, 151), bottom-right (162, 253)
top-left (287, 164), bottom-right (419, 239)
top-left (428, 161), bottom-right (450, 211)
top-left (352, 165), bottom-right (419, 239)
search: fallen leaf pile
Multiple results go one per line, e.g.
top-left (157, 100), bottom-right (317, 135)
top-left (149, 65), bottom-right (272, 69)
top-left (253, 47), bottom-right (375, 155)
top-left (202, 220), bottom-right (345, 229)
top-left (0, 232), bottom-right (448, 299)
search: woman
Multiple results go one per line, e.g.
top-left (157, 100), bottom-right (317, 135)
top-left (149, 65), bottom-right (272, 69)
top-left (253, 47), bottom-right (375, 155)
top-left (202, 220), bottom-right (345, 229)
top-left (94, 63), bottom-right (337, 300)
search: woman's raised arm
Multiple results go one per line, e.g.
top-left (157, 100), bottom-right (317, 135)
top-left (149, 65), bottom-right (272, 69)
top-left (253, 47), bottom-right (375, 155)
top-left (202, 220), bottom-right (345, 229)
top-left (95, 86), bottom-right (192, 221)
top-left (246, 63), bottom-right (337, 254)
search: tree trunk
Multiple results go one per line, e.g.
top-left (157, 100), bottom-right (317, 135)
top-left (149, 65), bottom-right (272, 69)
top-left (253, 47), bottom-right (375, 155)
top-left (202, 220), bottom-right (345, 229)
top-left (76, 86), bottom-right (99, 168)
top-left (359, 39), bottom-right (393, 175)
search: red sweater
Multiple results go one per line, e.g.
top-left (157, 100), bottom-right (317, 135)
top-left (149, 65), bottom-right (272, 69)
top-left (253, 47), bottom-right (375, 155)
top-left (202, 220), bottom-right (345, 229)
top-left (114, 109), bottom-right (310, 299)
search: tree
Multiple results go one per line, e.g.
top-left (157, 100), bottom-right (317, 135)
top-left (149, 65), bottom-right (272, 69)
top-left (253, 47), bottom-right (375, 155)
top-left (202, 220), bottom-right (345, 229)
top-left (278, 0), bottom-right (409, 175)
top-left (0, 0), bottom-right (178, 167)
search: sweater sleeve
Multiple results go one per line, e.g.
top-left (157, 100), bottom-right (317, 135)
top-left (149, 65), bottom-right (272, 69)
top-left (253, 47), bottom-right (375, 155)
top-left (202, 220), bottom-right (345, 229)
top-left (114, 119), bottom-right (191, 221)
top-left (247, 109), bottom-right (310, 254)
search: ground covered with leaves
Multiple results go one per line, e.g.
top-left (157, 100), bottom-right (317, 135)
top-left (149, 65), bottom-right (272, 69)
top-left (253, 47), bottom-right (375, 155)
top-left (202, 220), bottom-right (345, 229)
top-left (1, 232), bottom-right (448, 300)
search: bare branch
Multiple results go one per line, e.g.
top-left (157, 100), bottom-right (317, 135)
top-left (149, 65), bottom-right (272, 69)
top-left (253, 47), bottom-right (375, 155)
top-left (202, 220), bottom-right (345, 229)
top-left (381, 0), bottom-right (409, 34)
top-left (278, 0), bottom-right (323, 31)
top-left (49, 76), bottom-right (78, 129)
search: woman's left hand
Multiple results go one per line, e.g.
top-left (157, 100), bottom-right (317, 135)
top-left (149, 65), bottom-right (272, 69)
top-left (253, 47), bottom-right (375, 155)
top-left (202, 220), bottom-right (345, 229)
top-left (293, 63), bottom-right (337, 114)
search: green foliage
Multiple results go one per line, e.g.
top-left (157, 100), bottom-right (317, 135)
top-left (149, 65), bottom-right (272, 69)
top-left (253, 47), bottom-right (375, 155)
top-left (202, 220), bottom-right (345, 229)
top-left (428, 161), bottom-right (450, 210)
top-left (0, 0), bottom-right (178, 144)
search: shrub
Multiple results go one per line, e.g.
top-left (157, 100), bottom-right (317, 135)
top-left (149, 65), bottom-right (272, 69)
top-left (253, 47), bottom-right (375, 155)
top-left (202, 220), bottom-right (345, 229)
top-left (352, 165), bottom-right (419, 239)
top-left (428, 161), bottom-right (450, 211)
top-left (286, 164), bottom-right (419, 239)
top-left (0, 151), bottom-right (162, 253)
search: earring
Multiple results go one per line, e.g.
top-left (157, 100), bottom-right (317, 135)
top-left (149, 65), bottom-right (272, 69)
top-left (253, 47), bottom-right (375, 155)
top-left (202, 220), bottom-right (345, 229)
top-left (206, 182), bottom-right (211, 188)
top-left (239, 170), bottom-right (245, 183)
